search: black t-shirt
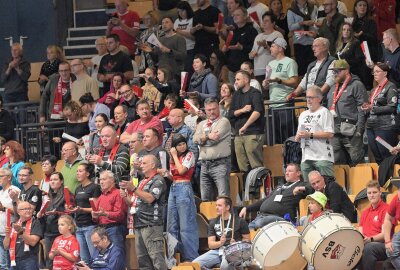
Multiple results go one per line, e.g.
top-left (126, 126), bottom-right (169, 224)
top-left (98, 51), bottom-right (133, 90)
top-left (193, 5), bottom-right (220, 55)
top-left (208, 215), bottom-right (249, 247)
top-left (228, 87), bottom-right (265, 135)
top-left (134, 174), bottom-right (166, 228)
top-left (15, 218), bottom-right (43, 259)
top-left (75, 182), bottom-right (102, 227)
top-left (19, 185), bottom-right (42, 216)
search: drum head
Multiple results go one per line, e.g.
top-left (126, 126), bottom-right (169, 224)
top-left (262, 236), bottom-right (300, 267)
top-left (312, 229), bottom-right (364, 270)
top-left (265, 248), bottom-right (307, 270)
top-left (224, 241), bottom-right (252, 265)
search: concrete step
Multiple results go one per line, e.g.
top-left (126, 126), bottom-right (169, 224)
top-left (63, 44), bottom-right (97, 57)
top-left (68, 26), bottom-right (107, 38)
top-left (75, 9), bottom-right (109, 28)
top-left (67, 36), bottom-right (100, 46)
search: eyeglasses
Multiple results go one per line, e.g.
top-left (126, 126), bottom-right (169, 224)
top-left (61, 148), bottom-right (75, 153)
top-left (306, 96), bottom-right (319, 100)
top-left (120, 90), bottom-right (131, 96)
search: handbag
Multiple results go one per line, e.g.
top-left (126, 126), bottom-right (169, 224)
top-left (340, 120), bottom-right (356, 136)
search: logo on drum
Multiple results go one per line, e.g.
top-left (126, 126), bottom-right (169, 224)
top-left (331, 244), bottom-right (345, 260)
top-left (322, 241), bottom-right (346, 260)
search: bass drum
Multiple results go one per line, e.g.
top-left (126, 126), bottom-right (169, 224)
top-left (300, 213), bottom-right (364, 270)
top-left (252, 221), bottom-right (307, 269)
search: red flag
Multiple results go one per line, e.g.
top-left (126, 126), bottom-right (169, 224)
top-left (218, 13), bottom-right (224, 30)
top-left (249, 11), bottom-right (259, 25)
top-left (184, 99), bottom-right (199, 112)
top-left (6, 209), bottom-right (11, 228)
top-left (89, 198), bottom-right (97, 212)
top-left (157, 107), bottom-right (170, 119)
top-left (38, 200), bottom-right (50, 217)
top-left (181, 71), bottom-right (189, 91)
top-left (64, 187), bottom-right (71, 207)
top-left (225, 31), bottom-right (234, 47)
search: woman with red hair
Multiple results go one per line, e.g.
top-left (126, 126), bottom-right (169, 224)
top-left (1, 140), bottom-right (24, 189)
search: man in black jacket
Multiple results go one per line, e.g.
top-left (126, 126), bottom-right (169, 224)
top-left (294, 170), bottom-right (357, 222)
top-left (239, 163), bottom-right (306, 229)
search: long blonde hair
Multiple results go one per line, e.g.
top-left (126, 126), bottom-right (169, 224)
top-left (335, 22), bottom-right (356, 55)
top-left (47, 45), bottom-right (66, 62)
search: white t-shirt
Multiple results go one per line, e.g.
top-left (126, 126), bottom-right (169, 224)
top-left (250, 79), bottom-right (262, 92)
top-left (297, 106), bottom-right (334, 162)
top-left (0, 186), bottom-right (20, 235)
top-left (90, 54), bottom-right (105, 88)
top-left (250, 31), bottom-right (283, 76)
top-left (247, 2), bottom-right (269, 26)
top-left (174, 18), bottom-right (195, 50)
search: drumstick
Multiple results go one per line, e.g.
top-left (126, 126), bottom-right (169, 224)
top-left (231, 214), bottom-right (235, 242)
top-left (221, 211), bottom-right (225, 237)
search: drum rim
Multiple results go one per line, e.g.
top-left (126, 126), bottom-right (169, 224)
top-left (252, 220), bottom-right (297, 243)
top-left (299, 226), bottom-right (364, 264)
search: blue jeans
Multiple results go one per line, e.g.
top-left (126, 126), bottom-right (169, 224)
top-left (387, 231), bottom-right (400, 268)
top-left (11, 255), bottom-right (38, 270)
top-left (167, 182), bottom-right (199, 261)
top-left (248, 214), bottom-right (285, 230)
top-left (105, 225), bottom-right (127, 253)
top-left (367, 128), bottom-right (397, 164)
top-left (200, 157), bottom-right (231, 201)
top-left (0, 235), bottom-right (10, 269)
top-left (76, 225), bottom-right (96, 263)
top-left (193, 249), bottom-right (232, 270)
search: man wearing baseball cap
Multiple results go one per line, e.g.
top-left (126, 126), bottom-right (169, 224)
top-left (262, 37), bottom-right (299, 143)
top-left (326, 59), bottom-right (368, 166)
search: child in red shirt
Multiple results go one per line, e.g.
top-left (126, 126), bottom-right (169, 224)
top-left (49, 215), bottom-right (80, 270)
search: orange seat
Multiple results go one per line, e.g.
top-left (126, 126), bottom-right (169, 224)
top-left (349, 166), bottom-right (373, 195)
top-left (199, 202), bottom-right (217, 221)
top-left (263, 144), bottom-right (284, 177)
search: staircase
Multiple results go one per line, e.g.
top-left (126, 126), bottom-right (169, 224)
top-left (63, 8), bottom-right (110, 59)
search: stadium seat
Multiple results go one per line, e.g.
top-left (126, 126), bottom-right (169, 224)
top-left (333, 166), bottom-right (346, 190)
top-left (299, 199), bottom-right (308, 218)
top-left (125, 234), bottom-right (139, 269)
top-left (199, 202), bottom-right (217, 221)
top-left (349, 166), bottom-right (373, 195)
top-left (348, 194), bottom-right (356, 203)
top-left (394, 164), bottom-right (400, 177)
top-left (196, 213), bottom-right (210, 252)
top-left (56, 160), bottom-right (64, 172)
top-left (263, 144), bottom-right (284, 177)
top-left (387, 193), bottom-right (396, 204)
top-left (31, 162), bottom-right (43, 183)
top-left (357, 163), bottom-right (379, 180)
top-left (230, 173), bottom-right (242, 207)
top-left (177, 262), bottom-right (201, 270)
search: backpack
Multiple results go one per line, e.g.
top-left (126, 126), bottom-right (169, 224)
top-left (244, 167), bottom-right (272, 201)
top-left (283, 136), bottom-right (302, 168)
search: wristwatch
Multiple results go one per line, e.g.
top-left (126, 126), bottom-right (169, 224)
top-left (371, 237), bottom-right (374, 242)
top-left (310, 133), bottom-right (314, 139)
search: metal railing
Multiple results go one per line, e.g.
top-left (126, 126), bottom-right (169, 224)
top-left (15, 121), bottom-right (66, 162)
top-left (264, 99), bottom-right (307, 145)
top-left (4, 101), bottom-right (40, 126)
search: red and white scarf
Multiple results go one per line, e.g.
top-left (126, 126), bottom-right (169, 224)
top-left (10, 218), bottom-right (32, 266)
top-left (370, 79), bottom-right (388, 104)
top-left (50, 77), bottom-right (71, 119)
top-left (130, 172), bottom-right (157, 211)
top-left (330, 75), bottom-right (352, 112)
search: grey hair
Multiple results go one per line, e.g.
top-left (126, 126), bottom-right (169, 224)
top-left (99, 170), bottom-right (115, 180)
top-left (306, 85), bottom-right (323, 98)
top-left (308, 170), bottom-right (322, 179)
top-left (314, 37), bottom-right (330, 51)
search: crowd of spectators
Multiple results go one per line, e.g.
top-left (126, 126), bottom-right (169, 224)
top-left (0, 0), bottom-right (400, 269)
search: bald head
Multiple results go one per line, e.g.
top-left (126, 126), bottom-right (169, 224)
top-left (168, 109), bottom-right (184, 128)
